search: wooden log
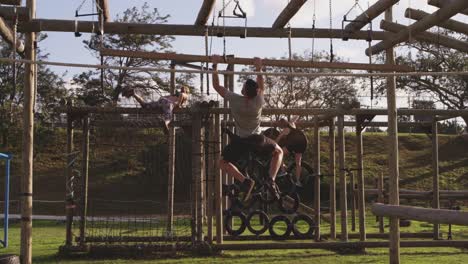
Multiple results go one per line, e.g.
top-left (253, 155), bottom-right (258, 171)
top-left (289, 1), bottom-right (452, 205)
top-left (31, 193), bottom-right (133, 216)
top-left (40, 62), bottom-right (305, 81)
top-left (192, 111), bottom-right (204, 242)
top-left (19, 19), bottom-right (391, 40)
top-left (350, 170), bottom-right (356, 232)
top-left (65, 101), bottom-right (74, 247)
top-left (343, 0), bottom-right (400, 36)
top-left (356, 122), bottom-right (366, 241)
top-left (214, 107), bottom-right (223, 245)
top-left (20, 1), bottom-right (35, 263)
top-left (405, 8), bottom-right (468, 36)
top-left (96, 0), bottom-right (110, 22)
top-left (385, 7), bottom-right (400, 264)
top-left (313, 116), bottom-right (321, 241)
top-left (428, 0), bottom-right (468, 16)
top-left (100, 48), bottom-right (413, 72)
top-left (166, 63), bottom-right (176, 234)
top-left (380, 20), bottom-right (468, 53)
top-left (372, 203), bottom-right (468, 225)
top-left (0, 0), bottom-right (22, 5)
top-left (0, 17), bottom-right (25, 54)
top-left (282, 195), bottom-right (331, 223)
top-left (337, 115), bottom-right (348, 241)
top-left (194, 0), bottom-right (216, 26)
top-left (272, 0), bottom-right (307, 29)
top-left (432, 120), bottom-right (440, 240)
top-left (79, 117), bottom-right (90, 247)
top-left (366, 0), bottom-right (468, 56)
top-left (0, 6), bottom-right (31, 21)
top-left (378, 173), bottom-right (385, 233)
top-left (328, 118), bottom-right (336, 240)
top-left (206, 116), bottom-right (214, 244)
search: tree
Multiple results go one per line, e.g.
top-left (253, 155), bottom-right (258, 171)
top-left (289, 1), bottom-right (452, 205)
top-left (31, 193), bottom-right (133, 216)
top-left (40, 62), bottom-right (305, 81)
top-left (238, 51), bottom-right (358, 119)
top-left (74, 3), bottom-right (195, 106)
top-left (0, 33), bottom-right (67, 147)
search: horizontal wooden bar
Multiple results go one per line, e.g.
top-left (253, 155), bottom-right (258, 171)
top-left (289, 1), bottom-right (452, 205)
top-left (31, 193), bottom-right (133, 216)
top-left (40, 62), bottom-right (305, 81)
top-left (371, 203), bottom-right (468, 225)
top-left (0, 0), bottom-right (22, 5)
top-left (272, 0), bottom-right (307, 29)
top-left (0, 6), bottom-right (30, 21)
top-left (428, 0), bottom-right (468, 16)
top-left (381, 20), bottom-right (468, 53)
top-left (18, 19), bottom-right (390, 40)
top-left (406, 8), bottom-right (468, 36)
top-left (100, 49), bottom-right (414, 72)
top-left (194, 0), bottom-right (216, 26)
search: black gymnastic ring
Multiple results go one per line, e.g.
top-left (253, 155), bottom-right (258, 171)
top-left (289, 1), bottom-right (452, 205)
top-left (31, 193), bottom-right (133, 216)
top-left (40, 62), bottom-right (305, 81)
top-left (278, 192), bottom-right (300, 214)
top-left (224, 210), bottom-right (247, 236)
top-left (268, 215), bottom-right (292, 240)
top-left (291, 214), bottom-right (315, 239)
top-left (246, 210), bottom-right (270, 236)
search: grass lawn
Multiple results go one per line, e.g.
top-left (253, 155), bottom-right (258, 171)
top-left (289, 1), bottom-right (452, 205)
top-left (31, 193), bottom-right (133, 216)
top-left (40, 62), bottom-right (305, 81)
top-left (0, 217), bottom-right (467, 264)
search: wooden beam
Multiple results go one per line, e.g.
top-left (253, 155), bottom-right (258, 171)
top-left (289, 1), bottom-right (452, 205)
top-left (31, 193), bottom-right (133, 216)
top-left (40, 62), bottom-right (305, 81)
top-left (18, 19), bottom-right (391, 40)
top-left (194, 0), bottom-right (216, 26)
top-left (343, 0), bottom-right (399, 37)
top-left (313, 116), bottom-right (321, 241)
top-left (432, 120), bottom-right (440, 239)
top-left (100, 48), bottom-right (414, 72)
top-left (405, 8), bottom-right (468, 36)
top-left (337, 115), bottom-right (348, 241)
top-left (272, 0), bottom-right (307, 29)
top-left (328, 118), bottom-right (336, 240)
top-left (372, 203), bottom-right (468, 226)
top-left (96, 0), bottom-right (110, 22)
top-left (356, 123), bottom-right (366, 241)
top-left (380, 20), bottom-right (468, 53)
top-left (0, 6), bottom-right (31, 21)
top-left (428, 0), bottom-right (468, 16)
top-left (366, 0), bottom-right (468, 56)
top-left (0, 0), bottom-right (22, 5)
top-left (0, 17), bottom-right (24, 53)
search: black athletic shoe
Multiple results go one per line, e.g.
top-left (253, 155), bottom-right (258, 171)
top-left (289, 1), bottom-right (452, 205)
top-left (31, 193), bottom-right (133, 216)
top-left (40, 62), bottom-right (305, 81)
top-left (266, 179), bottom-right (281, 200)
top-left (241, 178), bottom-right (255, 202)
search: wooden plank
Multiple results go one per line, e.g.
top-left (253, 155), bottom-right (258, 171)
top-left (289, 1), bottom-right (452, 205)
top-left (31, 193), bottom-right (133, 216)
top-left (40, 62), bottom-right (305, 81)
top-left (0, 17), bottom-right (24, 54)
top-left (0, 6), bottom-right (30, 21)
top-left (356, 123), bottom-right (366, 241)
top-left (343, 0), bottom-right (400, 36)
top-left (272, 0), bottom-right (307, 29)
top-left (100, 48), bottom-right (414, 72)
top-left (432, 120), bottom-right (440, 239)
top-left (337, 115), bottom-right (348, 241)
top-left (372, 203), bottom-right (468, 226)
top-left (18, 19), bottom-right (391, 40)
top-left (366, 0), bottom-right (468, 56)
top-left (328, 118), bottom-right (336, 240)
top-left (428, 0), bottom-right (468, 16)
top-left (79, 117), bottom-right (90, 247)
top-left (313, 116), bottom-right (320, 241)
top-left (65, 100), bottom-right (74, 247)
top-left (195, 0), bottom-right (216, 26)
top-left (214, 107), bottom-right (223, 245)
top-left (380, 20), bottom-right (468, 53)
top-left (0, 0), bottom-right (22, 5)
top-left (406, 8), bottom-right (468, 36)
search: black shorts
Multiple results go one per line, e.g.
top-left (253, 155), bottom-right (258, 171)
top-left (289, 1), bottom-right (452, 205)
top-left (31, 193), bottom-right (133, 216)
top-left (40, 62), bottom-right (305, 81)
top-left (222, 134), bottom-right (277, 163)
top-left (278, 130), bottom-right (307, 154)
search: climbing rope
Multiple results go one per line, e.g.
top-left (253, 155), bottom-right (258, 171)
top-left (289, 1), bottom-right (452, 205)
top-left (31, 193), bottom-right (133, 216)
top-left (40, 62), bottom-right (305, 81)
top-left (329, 0), bottom-right (334, 62)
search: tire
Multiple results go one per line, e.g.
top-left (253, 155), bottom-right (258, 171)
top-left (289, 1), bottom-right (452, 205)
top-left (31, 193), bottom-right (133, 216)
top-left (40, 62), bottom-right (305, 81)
top-left (224, 210), bottom-right (247, 236)
top-left (0, 255), bottom-right (20, 264)
top-left (268, 215), bottom-right (292, 240)
top-left (246, 210), bottom-right (270, 236)
top-left (287, 161), bottom-right (314, 187)
top-left (291, 214), bottom-right (315, 239)
top-left (278, 192), bottom-right (300, 214)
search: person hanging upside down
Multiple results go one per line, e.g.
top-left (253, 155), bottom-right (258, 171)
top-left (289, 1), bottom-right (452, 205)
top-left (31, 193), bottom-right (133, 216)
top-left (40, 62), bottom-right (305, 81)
top-left (211, 55), bottom-right (283, 201)
top-left (275, 117), bottom-right (308, 187)
top-left (122, 86), bottom-right (189, 133)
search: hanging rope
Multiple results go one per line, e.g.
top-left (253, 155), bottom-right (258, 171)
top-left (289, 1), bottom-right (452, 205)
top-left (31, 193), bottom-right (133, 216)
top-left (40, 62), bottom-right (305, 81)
top-left (329, 0), bottom-right (334, 63)
top-left (311, 0), bottom-right (317, 62)
top-left (204, 28), bottom-right (209, 95)
top-left (10, 7), bottom-right (18, 118)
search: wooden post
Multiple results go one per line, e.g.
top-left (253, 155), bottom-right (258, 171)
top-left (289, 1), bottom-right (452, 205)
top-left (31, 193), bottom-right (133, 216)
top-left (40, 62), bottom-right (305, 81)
top-left (329, 118), bottom-right (336, 240)
top-left (20, 0), bottom-right (35, 263)
top-left (65, 101), bottom-right (74, 247)
top-left (192, 110), bottom-right (204, 242)
top-left (167, 62), bottom-right (176, 234)
top-left (385, 7), bottom-right (401, 264)
top-left (206, 116), bottom-right (214, 243)
top-left (432, 119), bottom-right (440, 239)
top-left (313, 116), bottom-right (321, 241)
top-left (79, 116), bottom-right (90, 246)
top-left (350, 170), bottom-right (356, 232)
top-left (378, 172), bottom-right (385, 233)
top-left (337, 115), bottom-right (348, 241)
top-left (356, 121), bottom-right (366, 241)
top-left (214, 111), bottom-right (223, 244)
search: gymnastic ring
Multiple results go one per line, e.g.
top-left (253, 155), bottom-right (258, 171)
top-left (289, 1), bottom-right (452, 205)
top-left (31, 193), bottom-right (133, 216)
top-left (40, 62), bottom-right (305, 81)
top-left (268, 215), bottom-right (292, 240)
top-left (246, 210), bottom-right (270, 236)
top-left (291, 214), bottom-right (315, 239)
top-left (278, 192), bottom-right (300, 214)
top-left (224, 210), bottom-right (247, 236)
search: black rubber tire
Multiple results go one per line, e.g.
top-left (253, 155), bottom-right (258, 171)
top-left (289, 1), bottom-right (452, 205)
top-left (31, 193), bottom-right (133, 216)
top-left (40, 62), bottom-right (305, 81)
top-left (0, 255), bottom-right (20, 264)
top-left (246, 210), bottom-right (270, 236)
top-left (224, 210), bottom-right (247, 236)
top-left (268, 215), bottom-right (292, 240)
top-left (278, 192), bottom-right (300, 214)
top-left (291, 214), bottom-right (315, 239)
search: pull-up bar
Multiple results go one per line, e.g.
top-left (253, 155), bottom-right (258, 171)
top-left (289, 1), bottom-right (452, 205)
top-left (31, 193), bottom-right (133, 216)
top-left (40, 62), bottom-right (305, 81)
top-left (100, 48), bottom-right (413, 72)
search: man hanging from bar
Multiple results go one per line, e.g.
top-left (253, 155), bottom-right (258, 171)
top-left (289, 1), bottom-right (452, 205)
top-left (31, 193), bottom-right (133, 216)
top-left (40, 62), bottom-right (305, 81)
top-left (122, 86), bottom-right (189, 134)
top-left (211, 56), bottom-right (283, 201)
